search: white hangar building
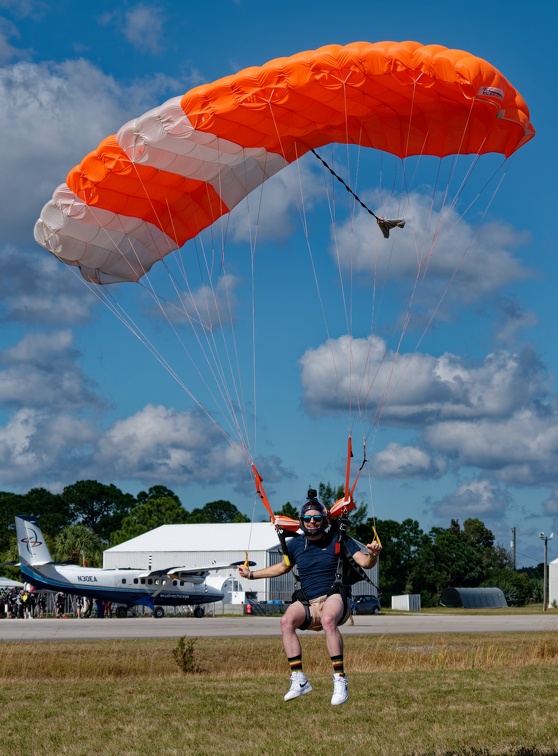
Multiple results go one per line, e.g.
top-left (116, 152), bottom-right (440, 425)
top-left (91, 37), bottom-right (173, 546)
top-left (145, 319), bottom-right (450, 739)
top-left (548, 557), bottom-right (558, 608)
top-left (103, 522), bottom-right (379, 604)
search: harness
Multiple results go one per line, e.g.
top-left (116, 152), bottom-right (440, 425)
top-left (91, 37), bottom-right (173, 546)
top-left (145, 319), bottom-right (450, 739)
top-left (279, 516), bottom-right (381, 630)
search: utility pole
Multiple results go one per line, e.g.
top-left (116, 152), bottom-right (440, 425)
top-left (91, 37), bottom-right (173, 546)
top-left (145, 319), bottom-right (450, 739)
top-left (539, 532), bottom-right (554, 611)
top-left (510, 526), bottom-right (517, 570)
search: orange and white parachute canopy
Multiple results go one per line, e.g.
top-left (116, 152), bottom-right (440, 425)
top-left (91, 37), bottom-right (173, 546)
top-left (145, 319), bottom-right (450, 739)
top-left (35, 40), bottom-right (534, 285)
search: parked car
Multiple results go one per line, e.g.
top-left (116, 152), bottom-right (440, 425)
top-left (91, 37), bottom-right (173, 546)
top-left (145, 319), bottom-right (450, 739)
top-left (352, 594), bottom-right (381, 615)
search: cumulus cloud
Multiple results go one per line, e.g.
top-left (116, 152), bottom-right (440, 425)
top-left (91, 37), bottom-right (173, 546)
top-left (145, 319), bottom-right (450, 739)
top-left (0, 399), bottom-right (259, 491)
top-left (424, 407), bottom-right (558, 486)
top-left (300, 332), bottom-right (558, 487)
top-left (89, 403), bottom-right (279, 490)
top-left (0, 407), bottom-right (98, 485)
top-left (0, 244), bottom-right (95, 324)
top-left (301, 335), bottom-right (548, 424)
top-left (98, 5), bottom-right (166, 56)
top-left (492, 296), bottom-right (539, 344)
top-left (149, 273), bottom-right (241, 330)
top-left (0, 331), bottom-right (105, 410)
top-left (123, 5), bottom-right (165, 55)
top-left (333, 189), bottom-right (531, 312)
top-left (91, 404), bottom-right (237, 482)
top-left (0, 58), bottom-right (180, 246)
top-left (371, 442), bottom-right (446, 479)
top-left (429, 477), bottom-right (512, 520)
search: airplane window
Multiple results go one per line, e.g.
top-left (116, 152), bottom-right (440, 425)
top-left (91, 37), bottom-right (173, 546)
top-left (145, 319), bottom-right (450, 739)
top-left (141, 579), bottom-right (145, 584)
top-left (180, 581), bottom-right (184, 586)
top-left (148, 579), bottom-right (153, 585)
top-left (134, 579), bottom-right (138, 584)
top-left (122, 578), bottom-right (126, 584)
top-left (173, 580), bottom-right (177, 586)
top-left (154, 579), bottom-right (159, 585)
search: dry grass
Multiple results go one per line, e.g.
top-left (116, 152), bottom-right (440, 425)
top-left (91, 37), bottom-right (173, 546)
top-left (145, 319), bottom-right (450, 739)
top-left (2, 632), bottom-right (558, 680)
top-left (1, 633), bottom-right (558, 755)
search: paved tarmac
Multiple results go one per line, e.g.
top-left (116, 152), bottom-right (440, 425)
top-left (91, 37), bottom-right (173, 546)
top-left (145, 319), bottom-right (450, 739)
top-left (1, 612), bottom-right (557, 642)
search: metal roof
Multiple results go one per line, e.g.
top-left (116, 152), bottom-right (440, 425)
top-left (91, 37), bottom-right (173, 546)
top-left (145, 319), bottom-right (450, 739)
top-left (104, 522), bottom-right (284, 553)
top-left (0, 576), bottom-right (25, 588)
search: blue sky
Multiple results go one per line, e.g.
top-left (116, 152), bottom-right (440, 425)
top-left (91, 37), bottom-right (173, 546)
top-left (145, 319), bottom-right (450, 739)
top-left (0, 0), bottom-right (554, 565)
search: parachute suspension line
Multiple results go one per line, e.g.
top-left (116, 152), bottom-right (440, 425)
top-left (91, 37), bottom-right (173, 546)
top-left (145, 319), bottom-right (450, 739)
top-left (264, 101), bottom-right (348, 421)
top-left (357, 99), bottom-right (475, 439)
top-left (313, 144), bottom-right (358, 433)
top-left (140, 238), bottom-right (253, 457)
top-left (375, 157), bottom-right (514, 423)
top-left (128, 161), bottom-right (256, 460)
top-left (82, 182), bottom-right (254, 459)
top-left (238, 150), bottom-right (277, 460)
top-left (71, 267), bottom-right (249, 463)
top-left (365, 163), bottom-right (513, 445)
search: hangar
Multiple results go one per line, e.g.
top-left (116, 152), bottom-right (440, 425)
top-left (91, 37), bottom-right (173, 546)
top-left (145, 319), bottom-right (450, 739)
top-left (548, 558), bottom-right (558, 607)
top-left (103, 522), bottom-right (379, 604)
top-left (439, 587), bottom-right (507, 609)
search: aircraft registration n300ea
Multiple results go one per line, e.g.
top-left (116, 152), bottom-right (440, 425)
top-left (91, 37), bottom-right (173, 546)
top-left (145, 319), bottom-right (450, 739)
top-left (15, 515), bottom-right (253, 618)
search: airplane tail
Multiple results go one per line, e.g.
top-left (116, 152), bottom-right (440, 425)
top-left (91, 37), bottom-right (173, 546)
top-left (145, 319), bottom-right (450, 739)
top-left (15, 515), bottom-right (53, 566)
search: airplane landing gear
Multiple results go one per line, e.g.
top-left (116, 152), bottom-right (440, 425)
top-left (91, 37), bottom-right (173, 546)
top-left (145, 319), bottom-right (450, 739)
top-left (193, 606), bottom-right (205, 618)
top-left (153, 606), bottom-right (165, 618)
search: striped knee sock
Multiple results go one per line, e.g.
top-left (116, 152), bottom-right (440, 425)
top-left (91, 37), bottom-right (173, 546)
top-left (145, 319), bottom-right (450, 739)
top-left (331, 655), bottom-right (345, 676)
top-left (288, 655), bottom-right (303, 673)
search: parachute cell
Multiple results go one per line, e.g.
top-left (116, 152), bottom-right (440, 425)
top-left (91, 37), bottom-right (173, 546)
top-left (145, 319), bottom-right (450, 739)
top-left (34, 40), bottom-right (534, 284)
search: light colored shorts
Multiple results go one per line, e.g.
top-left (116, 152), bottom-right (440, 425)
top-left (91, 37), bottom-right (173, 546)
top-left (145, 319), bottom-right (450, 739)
top-left (303, 593), bottom-right (351, 632)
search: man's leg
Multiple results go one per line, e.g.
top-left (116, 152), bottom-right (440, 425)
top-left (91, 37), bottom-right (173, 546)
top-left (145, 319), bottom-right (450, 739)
top-left (321, 594), bottom-right (349, 705)
top-left (320, 594), bottom-right (346, 657)
top-left (280, 601), bottom-right (307, 658)
top-left (280, 602), bottom-right (313, 701)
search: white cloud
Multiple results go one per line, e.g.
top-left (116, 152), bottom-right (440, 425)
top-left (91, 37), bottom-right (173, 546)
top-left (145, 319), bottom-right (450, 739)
top-left (300, 335), bottom-right (548, 423)
top-left (372, 442), bottom-right (446, 479)
top-left (0, 15), bottom-right (25, 64)
top-left (99, 5), bottom-right (166, 56)
top-left (0, 244), bottom-right (95, 324)
top-left (0, 331), bottom-right (105, 410)
top-left (333, 190), bottom-right (531, 309)
top-left (0, 58), bottom-right (179, 246)
top-left (424, 407), bottom-right (558, 486)
top-left (123, 5), bottom-right (165, 55)
top-left (300, 332), bottom-right (558, 487)
top-left (430, 477), bottom-right (512, 520)
top-left (91, 404), bottom-right (247, 484)
top-left (150, 273), bottom-right (241, 330)
top-left (0, 408), bottom-right (97, 485)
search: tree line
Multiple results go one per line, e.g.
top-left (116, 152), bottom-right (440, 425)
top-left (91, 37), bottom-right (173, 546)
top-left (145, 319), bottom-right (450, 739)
top-left (0, 480), bottom-right (543, 607)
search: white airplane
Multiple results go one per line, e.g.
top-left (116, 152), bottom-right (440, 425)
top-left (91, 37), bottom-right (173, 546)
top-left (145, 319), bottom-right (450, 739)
top-left (15, 515), bottom-right (253, 618)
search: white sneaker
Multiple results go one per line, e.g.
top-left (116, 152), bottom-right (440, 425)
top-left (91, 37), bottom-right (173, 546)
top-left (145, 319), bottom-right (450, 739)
top-left (331, 673), bottom-right (348, 705)
top-left (284, 671), bottom-right (312, 701)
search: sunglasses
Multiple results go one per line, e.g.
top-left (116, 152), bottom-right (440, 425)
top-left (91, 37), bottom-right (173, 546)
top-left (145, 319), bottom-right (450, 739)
top-left (302, 514), bottom-right (324, 522)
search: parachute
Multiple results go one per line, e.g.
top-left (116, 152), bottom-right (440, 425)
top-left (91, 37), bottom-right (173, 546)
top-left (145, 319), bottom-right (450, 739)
top-left (35, 41), bottom-right (533, 285)
top-left (33, 41), bottom-right (534, 523)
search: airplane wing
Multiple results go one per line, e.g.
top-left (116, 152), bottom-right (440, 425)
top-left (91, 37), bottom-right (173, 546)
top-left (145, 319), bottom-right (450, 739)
top-left (138, 560), bottom-right (256, 581)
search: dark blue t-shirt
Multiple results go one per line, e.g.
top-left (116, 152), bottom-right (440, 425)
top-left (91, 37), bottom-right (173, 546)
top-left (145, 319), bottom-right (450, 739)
top-left (287, 531), bottom-right (361, 600)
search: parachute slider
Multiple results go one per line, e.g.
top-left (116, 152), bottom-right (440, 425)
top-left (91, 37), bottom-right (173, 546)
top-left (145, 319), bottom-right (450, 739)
top-left (329, 496), bottom-right (357, 518)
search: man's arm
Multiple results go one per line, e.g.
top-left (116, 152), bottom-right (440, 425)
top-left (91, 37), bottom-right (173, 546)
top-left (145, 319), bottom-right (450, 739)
top-left (238, 560), bottom-right (292, 580)
top-left (353, 540), bottom-right (382, 569)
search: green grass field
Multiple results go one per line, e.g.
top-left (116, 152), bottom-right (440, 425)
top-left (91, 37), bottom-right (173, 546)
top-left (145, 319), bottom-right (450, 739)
top-left (2, 630), bottom-right (558, 755)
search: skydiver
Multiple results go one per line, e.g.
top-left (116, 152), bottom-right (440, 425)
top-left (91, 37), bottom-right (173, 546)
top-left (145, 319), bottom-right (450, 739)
top-left (238, 490), bottom-right (381, 705)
